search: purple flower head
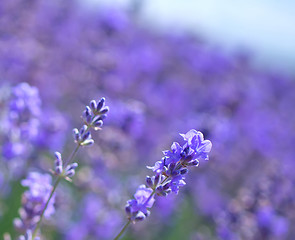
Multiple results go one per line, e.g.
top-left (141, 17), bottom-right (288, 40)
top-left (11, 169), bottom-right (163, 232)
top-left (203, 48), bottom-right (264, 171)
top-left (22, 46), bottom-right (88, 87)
top-left (14, 172), bottom-right (55, 232)
top-left (126, 129), bottom-right (211, 223)
top-left (169, 175), bottom-right (186, 194)
top-left (72, 125), bottom-right (94, 146)
top-left (21, 172), bottom-right (55, 218)
top-left (8, 82), bottom-right (41, 140)
top-left (81, 97), bottom-right (109, 131)
top-left (134, 184), bottom-right (155, 208)
top-left (125, 185), bottom-right (155, 222)
top-left (54, 151), bottom-right (63, 175)
top-left (163, 142), bottom-right (183, 165)
top-left (150, 129), bottom-right (211, 176)
top-left (180, 129), bottom-right (212, 161)
top-left (147, 159), bottom-right (165, 175)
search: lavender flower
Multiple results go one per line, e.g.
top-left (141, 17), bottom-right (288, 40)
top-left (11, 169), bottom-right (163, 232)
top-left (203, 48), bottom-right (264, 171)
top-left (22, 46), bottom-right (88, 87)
top-left (125, 185), bottom-right (155, 222)
top-left (125, 129), bottom-right (212, 223)
top-left (14, 97), bottom-right (109, 239)
top-left (1, 82), bottom-right (42, 176)
top-left (54, 151), bottom-right (63, 175)
top-left (72, 98), bottom-right (109, 147)
top-left (179, 129), bottom-right (212, 161)
top-left (82, 97), bottom-right (109, 130)
top-left (8, 82), bottom-right (41, 140)
top-left (14, 172), bottom-right (55, 232)
top-left (72, 125), bottom-right (94, 146)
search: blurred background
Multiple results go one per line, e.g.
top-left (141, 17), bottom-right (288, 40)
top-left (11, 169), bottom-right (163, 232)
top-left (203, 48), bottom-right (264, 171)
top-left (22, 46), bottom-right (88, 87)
top-left (95, 0), bottom-right (295, 73)
top-left (0, 0), bottom-right (295, 239)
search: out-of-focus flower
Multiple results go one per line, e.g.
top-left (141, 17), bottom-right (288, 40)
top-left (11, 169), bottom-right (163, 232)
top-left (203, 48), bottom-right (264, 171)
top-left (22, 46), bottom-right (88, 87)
top-left (14, 172), bottom-right (55, 232)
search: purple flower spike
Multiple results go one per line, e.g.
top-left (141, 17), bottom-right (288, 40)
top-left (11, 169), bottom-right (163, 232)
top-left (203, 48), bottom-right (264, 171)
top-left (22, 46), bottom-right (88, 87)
top-left (54, 151), bottom-right (63, 175)
top-left (80, 98), bottom-right (109, 131)
top-left (163, 142), bottom-right (183, 165)
top-left (73, 97), bottom-right (109, 146)
top-left (126, 129), bottom-right (211, 222)
top-left (180, 129), bottom-right (212, 161)
top-left (134, 185), bottom-right (155, 209)
top-left (72, 126), bottom-right (94, 146)
top-left (14, 172), bottom-right (55, 232)
top-left (125, 185), bottom-right (155, 222)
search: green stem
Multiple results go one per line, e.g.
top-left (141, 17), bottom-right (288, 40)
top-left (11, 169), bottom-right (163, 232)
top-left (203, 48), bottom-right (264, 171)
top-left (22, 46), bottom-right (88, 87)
top-left (113, 220), bottom-right (131, 240)
top-left (64, 144), bottom-right (80, 167)
top-left (112, 175), bottom-right (170, 240)
top-left (32, 176), bottom-right (61, 239)
top-left (31, 144), bottom-right (81, 239)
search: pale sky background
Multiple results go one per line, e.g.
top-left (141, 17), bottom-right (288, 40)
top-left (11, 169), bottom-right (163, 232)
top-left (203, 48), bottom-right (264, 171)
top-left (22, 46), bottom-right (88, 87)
top-left (82, 0), bottom-right (295, 74)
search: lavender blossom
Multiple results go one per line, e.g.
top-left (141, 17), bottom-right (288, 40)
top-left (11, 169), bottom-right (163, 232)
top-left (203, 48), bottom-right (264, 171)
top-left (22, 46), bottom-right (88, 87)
top-left (125, 185), bottom-right (155, 222)
top-left (1, 82), bottom-right (42, 176)
top-left (14, 172), bottom-right (55, 232)
top-left (54, 151), bottom-right (63, 175)
top-left (72, 98), bottom-right (109, 148)
top-left (8, 82), bottom-right (41, 140)
top-left (15, 97), bottom-right (109, 239)
top-left (125, 129), bottom-right (212, 223)
top-left (53, 152), bottom-right (78, 179)
top-left (72, 125), bottom-right (94, 146)
top-left (82, 97), bottom-right (109, 130)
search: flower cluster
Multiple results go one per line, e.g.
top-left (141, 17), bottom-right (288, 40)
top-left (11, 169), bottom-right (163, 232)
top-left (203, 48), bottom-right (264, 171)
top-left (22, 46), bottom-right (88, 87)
top-left (2, 83), bottom-right (41, 169)
top-left (82, 98), bottom-right (109, 130)
top-left (52, 98), bottom-right (109, 178)
top-left (53, 151), bottom-right (78, 178)
top-left (125, 129), bottom-right (212, 222)
top-left (72, 98), bottom-right (109, 147)
top-left (12, 97), bottom-right (109, 239)
top-left (14, 172), bottom-right (55, 232)
top-left (7, 82), bottom-right (41, 140)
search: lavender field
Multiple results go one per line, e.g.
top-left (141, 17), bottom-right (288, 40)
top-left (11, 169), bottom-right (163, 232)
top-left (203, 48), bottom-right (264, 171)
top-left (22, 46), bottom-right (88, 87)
top-left (0, 1), bottom-right (295, 240)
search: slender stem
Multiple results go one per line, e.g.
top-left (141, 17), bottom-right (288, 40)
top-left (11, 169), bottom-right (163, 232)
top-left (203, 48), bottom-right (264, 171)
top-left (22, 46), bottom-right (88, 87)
top-left (113, 220), bottom-right (131, 240)
top-left (31, 144), bottom-right (81, 239)
top-left (112, 175), bottom-right (170, 240)
top-left (144, 189), bottom-right (156, 206)
top-left (32, 176), bottom-right (61, 239)
top-left (64, 144), bottom-right (80, 167)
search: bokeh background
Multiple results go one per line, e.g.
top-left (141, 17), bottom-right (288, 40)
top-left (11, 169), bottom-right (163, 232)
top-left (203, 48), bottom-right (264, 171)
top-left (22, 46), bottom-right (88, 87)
top-left (0, 0), bottom-right (295, 239)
